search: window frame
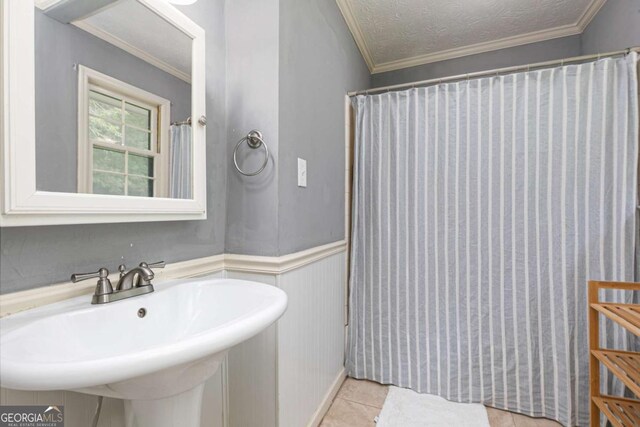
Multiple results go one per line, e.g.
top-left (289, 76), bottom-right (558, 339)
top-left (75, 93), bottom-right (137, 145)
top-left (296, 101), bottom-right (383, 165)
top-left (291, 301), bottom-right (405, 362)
top-left (77, 66), bottom-right (170, 198)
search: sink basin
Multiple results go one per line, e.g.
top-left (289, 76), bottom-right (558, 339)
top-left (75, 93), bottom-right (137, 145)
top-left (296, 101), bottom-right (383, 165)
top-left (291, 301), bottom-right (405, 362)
top-left (0, 277), bottom-right (287, 427)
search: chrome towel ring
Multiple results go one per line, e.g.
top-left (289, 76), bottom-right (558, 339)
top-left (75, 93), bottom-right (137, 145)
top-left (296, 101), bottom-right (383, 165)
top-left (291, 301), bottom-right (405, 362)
top-left (233, 130), bottom-right (269, 176)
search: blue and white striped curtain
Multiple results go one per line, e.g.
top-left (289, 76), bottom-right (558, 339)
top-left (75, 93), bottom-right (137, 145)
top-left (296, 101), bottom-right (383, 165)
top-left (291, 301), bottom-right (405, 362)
top-left (347, 53), bottom-right (639, 426)
top-left (170, 124), bottom-right (192, 199)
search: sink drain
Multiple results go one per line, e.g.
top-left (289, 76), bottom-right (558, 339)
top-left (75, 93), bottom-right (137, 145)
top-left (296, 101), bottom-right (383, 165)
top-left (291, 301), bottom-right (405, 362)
top-left (137, 308), bottom-right (147, 318)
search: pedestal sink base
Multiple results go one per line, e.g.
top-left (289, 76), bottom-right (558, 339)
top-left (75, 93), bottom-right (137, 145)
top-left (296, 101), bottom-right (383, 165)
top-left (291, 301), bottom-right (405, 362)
top-left (76, 353), bottom-right (226, 427)
top-left (124, 384), bottom-right (205, 427)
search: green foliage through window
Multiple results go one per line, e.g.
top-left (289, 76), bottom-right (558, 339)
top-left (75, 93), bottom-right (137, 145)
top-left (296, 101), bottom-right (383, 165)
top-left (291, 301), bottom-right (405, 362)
top-left (87, 89), bottom-right (156, 197)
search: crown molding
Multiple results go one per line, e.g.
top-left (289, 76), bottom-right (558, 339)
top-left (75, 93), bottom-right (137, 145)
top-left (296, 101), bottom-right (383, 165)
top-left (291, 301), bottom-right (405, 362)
top-left (335, 0), bottom-right (374, 72)
top-left (576, 0), bottom-right (607, 31)
top-left (372, 23), bottom-right (583, 74)
top-left (0, 241), bottom-right (347, 317)
top-left (72, 20), bottom-right (192, 84)
top-left (337, 0), bottom-right (607, 75)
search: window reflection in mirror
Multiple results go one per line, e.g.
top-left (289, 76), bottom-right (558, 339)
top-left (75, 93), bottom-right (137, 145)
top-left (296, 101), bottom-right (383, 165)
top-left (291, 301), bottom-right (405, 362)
top-left (34, 0), bottom-right (194, 199)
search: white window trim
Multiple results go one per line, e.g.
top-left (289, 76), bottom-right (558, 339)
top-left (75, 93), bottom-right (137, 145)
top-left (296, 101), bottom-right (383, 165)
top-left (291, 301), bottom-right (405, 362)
top-left (77, 66), bottom-right (170, 198)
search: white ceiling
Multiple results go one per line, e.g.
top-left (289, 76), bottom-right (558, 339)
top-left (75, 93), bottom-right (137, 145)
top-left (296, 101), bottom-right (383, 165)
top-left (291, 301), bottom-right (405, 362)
top-left (336, 0), bottom-right (607, 74)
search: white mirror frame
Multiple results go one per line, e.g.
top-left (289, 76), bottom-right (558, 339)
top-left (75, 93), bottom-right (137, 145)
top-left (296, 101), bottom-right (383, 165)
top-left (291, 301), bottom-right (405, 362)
top-left (0, 0), bottom-right (206, 226)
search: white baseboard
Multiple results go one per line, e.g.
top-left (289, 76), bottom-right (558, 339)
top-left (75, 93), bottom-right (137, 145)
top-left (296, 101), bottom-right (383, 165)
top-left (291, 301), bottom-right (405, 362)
top-left (306, 367), bottom-right (347, 427)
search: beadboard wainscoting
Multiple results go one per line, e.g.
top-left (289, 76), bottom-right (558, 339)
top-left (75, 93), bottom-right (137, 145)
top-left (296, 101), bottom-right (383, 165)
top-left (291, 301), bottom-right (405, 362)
top-left (227, 251), bottom-right (347, 427)
top-left (277, 252), bottom-right (346, 427)
top-left (0, 241), bottom-right (347, 427)
top-left (225, 272), bottom-right (279, 427)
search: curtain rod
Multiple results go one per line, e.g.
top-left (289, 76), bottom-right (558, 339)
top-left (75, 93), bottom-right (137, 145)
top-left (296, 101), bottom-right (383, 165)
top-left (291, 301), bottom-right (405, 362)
top-left (171, 117), bottom-right (192, 126)
top-left (348, 47), bottom-right (640, 97)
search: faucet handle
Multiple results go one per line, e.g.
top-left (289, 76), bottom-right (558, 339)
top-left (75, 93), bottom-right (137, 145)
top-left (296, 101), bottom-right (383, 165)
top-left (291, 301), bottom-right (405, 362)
top-left (70, 267), bottom-right (114, 302)
top-left (140, 261), bottom-right (166, 269)
top-left (118, 264), bottom-right (127, 278)
top-left (71, 267), bottom-right (109, 283)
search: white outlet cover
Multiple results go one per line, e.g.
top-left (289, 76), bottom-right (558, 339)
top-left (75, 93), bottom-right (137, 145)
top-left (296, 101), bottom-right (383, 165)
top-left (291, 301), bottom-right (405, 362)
top-left (297, 158), bottom-right (307, 188)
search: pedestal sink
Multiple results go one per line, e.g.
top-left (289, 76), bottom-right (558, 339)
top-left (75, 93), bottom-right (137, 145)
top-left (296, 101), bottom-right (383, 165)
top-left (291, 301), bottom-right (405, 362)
top-left (0, 278), bottom-right (287, 427)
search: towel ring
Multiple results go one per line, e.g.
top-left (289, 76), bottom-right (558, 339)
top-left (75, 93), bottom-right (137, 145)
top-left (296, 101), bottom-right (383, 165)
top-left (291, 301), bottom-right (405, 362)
top-left (233, 130), bottom-right (269, 176)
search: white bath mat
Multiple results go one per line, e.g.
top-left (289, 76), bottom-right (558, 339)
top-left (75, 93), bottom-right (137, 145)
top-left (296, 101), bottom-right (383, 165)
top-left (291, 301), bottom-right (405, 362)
top-left (375, 387), bottom-right (490, 427)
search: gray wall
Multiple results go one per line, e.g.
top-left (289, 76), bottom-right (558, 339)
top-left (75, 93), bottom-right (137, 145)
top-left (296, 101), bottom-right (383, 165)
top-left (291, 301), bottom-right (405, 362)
top-left (581, 0), bottom-right (640, 54)
top-left (0, 0), bottom-right (227, 293)
top-left (2, 0), bottom-right (369, 292)
top-left (10, 0), bottom-right (627, 292)
top-left (277, 0), bottom-right (370, 254)
top-left (371, 35), bottom-right (582, 87)
top-left (224, 0), bottom-right (370, 256)
top-left (224, 0), bottom-right (280, 256)
top-left (35, 9), bottom-right (191, 193)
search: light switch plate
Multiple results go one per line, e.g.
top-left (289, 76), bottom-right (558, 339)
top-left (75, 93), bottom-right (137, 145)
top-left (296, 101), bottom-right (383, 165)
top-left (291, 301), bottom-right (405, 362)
top-left (297, 158), bottom-right (307, 187)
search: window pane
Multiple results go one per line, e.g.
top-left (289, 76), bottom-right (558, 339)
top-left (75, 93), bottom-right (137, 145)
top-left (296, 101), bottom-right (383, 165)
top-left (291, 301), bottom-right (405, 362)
top-left (89, 91), bottom-right (122, 123)
top-left (128, 154), bottom-right (154, 177)
top-left (125, 126), bottom-right (151, 150)
top-left (128, 176), bottom-right (153, 197)
top-left (93, 171), bottom-right (125, 195)
top-left (90, 116), bottom-right (122, 143)
top-left (93, 147), bottom-right (125, 173)
top-left (125, 102), bottom-right (151, 129)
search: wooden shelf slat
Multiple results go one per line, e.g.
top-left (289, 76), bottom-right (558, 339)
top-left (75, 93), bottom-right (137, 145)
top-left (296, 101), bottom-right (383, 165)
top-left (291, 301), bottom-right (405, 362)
top-left (592, 396), bottom-right (640, 427)
top-left (591, 303), bottom-right (640, 336)
top-left (589, 282), bottom-right (640, 426)
top-left (592, 350), bottom-right (640, 396)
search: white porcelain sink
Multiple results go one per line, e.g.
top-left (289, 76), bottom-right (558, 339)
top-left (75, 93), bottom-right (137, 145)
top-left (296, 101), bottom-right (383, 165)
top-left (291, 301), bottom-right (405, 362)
top-left (0, 277), bottom-right (287, 427)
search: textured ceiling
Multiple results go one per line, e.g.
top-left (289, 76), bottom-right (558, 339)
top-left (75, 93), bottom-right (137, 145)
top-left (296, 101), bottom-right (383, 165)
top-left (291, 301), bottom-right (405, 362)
top-left (337, 0), bottom-right (606, 73)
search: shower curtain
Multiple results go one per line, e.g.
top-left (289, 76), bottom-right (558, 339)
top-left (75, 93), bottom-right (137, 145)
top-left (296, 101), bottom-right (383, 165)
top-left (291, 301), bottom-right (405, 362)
top-left (347, 53), bottom-right (639, 426)
top-left (170, 124), bottom-right (192, 199)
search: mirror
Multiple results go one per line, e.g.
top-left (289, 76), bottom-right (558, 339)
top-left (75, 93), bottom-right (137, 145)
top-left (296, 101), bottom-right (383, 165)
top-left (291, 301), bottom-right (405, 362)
top-left (35, 0), bottom-right (193, 199)
top-left (1, 0), bottom-right (205, 226)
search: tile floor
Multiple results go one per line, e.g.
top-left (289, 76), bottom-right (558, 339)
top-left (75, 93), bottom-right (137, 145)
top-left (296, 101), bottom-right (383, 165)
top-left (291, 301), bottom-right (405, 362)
top-left (320, 378), bottom-right (561, 427)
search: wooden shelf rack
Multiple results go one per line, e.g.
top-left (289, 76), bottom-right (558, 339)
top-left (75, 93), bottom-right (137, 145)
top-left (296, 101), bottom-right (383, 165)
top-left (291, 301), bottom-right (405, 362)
top-left (589, 281), bottom-right (640, 427)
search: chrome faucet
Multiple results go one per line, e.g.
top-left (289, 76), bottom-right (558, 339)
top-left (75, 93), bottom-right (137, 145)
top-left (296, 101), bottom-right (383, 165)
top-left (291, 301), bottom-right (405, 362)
top-left (71, 261), bottom-right (165, 304)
